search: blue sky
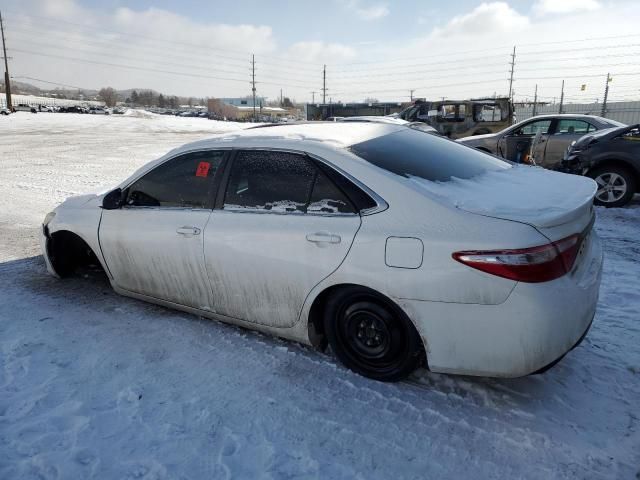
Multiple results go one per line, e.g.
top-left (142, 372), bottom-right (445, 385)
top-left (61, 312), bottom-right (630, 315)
top-left (3, 0), bottom-right (640, 103)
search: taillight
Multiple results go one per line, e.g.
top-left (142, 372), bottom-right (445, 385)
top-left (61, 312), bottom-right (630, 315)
top-left (452, 234), bottom-right (581, 283)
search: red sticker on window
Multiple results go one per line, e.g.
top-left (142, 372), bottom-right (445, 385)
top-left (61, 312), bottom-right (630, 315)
top-left (196, 161), bottom-right (211, 177)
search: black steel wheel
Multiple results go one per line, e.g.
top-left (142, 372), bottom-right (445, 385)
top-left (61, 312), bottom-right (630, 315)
top-left (324, 286), bottom-right (423, 382)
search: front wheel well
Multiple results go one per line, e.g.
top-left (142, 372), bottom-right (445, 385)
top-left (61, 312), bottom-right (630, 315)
top-left (47, 230), bottom-right (103, 277)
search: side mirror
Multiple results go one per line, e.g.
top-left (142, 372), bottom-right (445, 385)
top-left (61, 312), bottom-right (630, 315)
top-left (102, 188), bottom-right (123, 210)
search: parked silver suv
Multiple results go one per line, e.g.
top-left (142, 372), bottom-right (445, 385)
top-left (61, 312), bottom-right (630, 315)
top-left (457, 114), bottom-right (625, 170)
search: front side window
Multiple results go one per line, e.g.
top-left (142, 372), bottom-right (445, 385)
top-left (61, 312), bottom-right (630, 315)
top-left (350, 128), bottom-right (509, 182)
top-left (126, 150), bottom-right (223, 208)
top-left (223, 151), bottom-right (357, 214)
top-left (515, 120), bottom-right (552, 136)
top-left (556, 119), bottom-right (593, 135)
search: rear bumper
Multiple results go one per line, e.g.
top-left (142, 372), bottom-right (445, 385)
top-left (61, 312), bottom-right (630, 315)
top-left (399, 231), bottom-right (603, 377)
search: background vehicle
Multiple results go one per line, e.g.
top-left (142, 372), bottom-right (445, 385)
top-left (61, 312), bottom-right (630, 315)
top-left (561, 124), bottom-right (640, 207)
top-left (41, 123), bottom-right (602, 382)
top-left (398, 98), bottom-right (512, 138)
top-left (0, 106), bottom-right (10, 115)
top-left (458, 114), bottom-right (625, 170)
top-left (338, 116), bottom-right (439, 133)
top-left (59, 106), bottom-right (85, 114)
top-left (14, 103), bottom-right (37, 113)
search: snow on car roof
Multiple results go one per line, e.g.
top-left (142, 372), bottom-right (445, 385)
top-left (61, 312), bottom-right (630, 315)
top-left (174, 122), bottom-right (405, 152)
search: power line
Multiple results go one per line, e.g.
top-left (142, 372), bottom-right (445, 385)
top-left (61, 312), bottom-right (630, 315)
top-left (11, 48), bottom-right (315, 91)
top-left (8, 24), bottom-right (323, 77)
top-left (11, 75), bottom-right (86, 90)
top-left (5, 11), bottom-right (323, 66)
top-left (10, 38), bottom-right (318, 87)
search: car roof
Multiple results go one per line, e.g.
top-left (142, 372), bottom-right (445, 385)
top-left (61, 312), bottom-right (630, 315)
top-left (176, 122), bottom-right (405, 152)
top-left (521, 113), bottom-right (609, 122)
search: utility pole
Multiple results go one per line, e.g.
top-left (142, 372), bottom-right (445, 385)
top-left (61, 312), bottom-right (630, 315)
top-left (251, 54), bottom-right (256, 121)
top-left (559, 80), bottom-right (564, 114)
top-left (601, 73), bottom-right (611, 117)
top-left (280, 88), bottom-right (283, 107)
top-left (532, 84), bottom-right (538, 117)
top-left (409, 89), bottom-right (415, 101)
top-left (0, 10), bottom-right (12, 110)
top-left (508, 46), bottom-right (516, 106)
top-left (322, 65), bottom-right (327, 104)
top-left (311, 91), bottom-right (316, 103)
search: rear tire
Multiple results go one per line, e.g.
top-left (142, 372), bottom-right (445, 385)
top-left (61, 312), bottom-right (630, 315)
top-left (590, 165), bottom-right (636, 208)
top-left (323, 286), bottom-right (423, 382)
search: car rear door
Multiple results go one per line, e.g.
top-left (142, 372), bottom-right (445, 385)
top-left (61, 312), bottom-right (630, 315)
top-left (99, 150), bottom-right (226, 309)
top-left (203, 149), bottom-right (361, 328)
top-left (542, 119), bottom-right (596, 169)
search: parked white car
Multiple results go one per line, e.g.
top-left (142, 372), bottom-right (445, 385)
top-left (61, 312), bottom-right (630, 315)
top-left (41, 123), bottom-right (603, 381)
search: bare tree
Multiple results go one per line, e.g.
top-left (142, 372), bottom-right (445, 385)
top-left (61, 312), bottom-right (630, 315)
top-left (207, 98), bottom-right (237, 120)
top-left (98, 87), bottom-right (118, 107)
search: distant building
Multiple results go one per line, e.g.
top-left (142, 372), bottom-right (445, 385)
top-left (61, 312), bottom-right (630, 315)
top-left (208, 97), bottom-right (289, 121)
top-left (219, 97), bottom-right (266, 108)
top-left (306, 102), bottom-right (406, 120)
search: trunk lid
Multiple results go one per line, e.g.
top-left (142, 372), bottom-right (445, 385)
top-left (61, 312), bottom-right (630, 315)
top-left (411, 165), bottom-right (597, 241)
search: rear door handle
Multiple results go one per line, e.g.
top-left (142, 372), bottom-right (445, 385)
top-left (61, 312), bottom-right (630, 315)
top-left (306, 232), bottom-right (341, 244)
top-left (176, 226), bottom-right (201, 236)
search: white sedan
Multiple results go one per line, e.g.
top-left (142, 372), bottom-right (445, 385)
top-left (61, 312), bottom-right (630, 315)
top-left (41, 123), bottom-right (603, 381)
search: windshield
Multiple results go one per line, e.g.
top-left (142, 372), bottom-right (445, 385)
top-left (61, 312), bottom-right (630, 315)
top-left (350, 128), bottom-right (510, 182)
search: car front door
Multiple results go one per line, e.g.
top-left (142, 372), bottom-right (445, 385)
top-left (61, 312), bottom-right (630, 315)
top-left (542, 119), bottom-right (596, 169)
top-left (99, 150), bottom-right (226, 309)
top-left (203, 150), bottom-right (362, 328)
top-left (499, 119), bottom-right (553, 163)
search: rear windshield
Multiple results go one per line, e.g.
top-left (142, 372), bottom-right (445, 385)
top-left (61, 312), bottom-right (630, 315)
top-left (603, 118), bottom-right (626, 128)
top-left (350, 128), bottom-right (509, 182)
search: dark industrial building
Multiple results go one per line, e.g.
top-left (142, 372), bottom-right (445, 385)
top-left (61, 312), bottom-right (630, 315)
top-left (306, 102), bottom-right (407, 120)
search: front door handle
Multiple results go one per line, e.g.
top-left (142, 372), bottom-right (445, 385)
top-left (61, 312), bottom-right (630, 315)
top-left (176, 226), bottom-right (201, 236)
top-left (306, 232), bottom-right (341, 244)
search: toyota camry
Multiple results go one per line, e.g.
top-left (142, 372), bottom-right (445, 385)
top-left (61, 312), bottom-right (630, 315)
top-left (41, 123), bottom-right (603, 381)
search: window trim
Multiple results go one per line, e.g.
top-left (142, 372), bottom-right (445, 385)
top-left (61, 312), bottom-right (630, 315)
top-left (217, 148), bottom-right (388, 217)
top-left (121, 148), bottom-right (231, 211)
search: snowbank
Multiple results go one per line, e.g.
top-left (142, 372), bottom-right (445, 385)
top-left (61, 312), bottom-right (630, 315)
top-left (0, 114), bottom-right (639, 479)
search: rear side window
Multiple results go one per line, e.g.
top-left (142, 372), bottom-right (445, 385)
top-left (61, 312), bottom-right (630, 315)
top-left (308, 169), bottom-right (355, 214)
top-left (556, 119), bottom-right (594, 134)
top-left (350, 129), bottom-right (509, 182)
top-left (126, 150), bottom-right (223, 208)
top-left (224, 151), bottom-right (315, 213)
top-left (224, 150), bottom-right (361, 214)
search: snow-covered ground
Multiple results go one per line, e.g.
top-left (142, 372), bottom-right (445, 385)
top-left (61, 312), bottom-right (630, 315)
top-left (1, 113), bottom-right (639, 479)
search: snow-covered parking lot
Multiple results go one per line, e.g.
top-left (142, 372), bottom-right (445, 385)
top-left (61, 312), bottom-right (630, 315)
top-left (1, 113), bottom-right (639, 479)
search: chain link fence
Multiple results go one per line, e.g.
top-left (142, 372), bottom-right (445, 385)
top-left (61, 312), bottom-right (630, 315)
top-left (516, 101), bottom-right (640, 125)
